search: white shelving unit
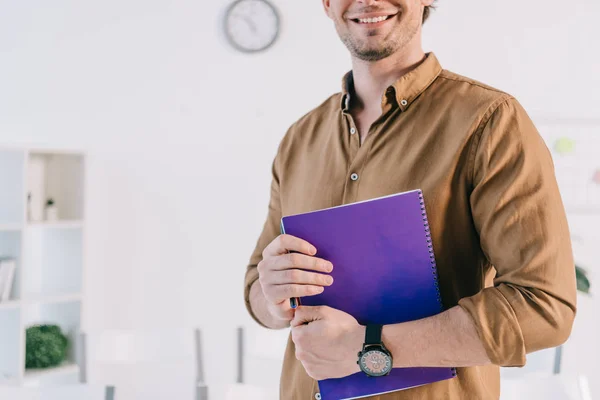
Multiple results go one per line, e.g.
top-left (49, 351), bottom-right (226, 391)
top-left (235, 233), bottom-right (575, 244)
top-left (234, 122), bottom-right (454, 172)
top-left (0, 147), bottom-right (85, 387)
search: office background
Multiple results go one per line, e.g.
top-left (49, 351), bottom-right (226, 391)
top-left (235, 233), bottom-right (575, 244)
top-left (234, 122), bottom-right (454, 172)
top-left (0, 0), bottom-right (598, 398)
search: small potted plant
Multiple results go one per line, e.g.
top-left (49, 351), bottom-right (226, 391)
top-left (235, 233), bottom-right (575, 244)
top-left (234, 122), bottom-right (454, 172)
top-left (45, 198), bottom-right (58, 221)
top-left (576, 264), bottom-right (591, 294)
top-left (25, 324), bottom-right (69, 370)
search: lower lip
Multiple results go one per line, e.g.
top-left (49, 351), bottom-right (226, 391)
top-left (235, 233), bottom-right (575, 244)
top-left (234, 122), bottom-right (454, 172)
top-left (352, 14), bottom-right (396, 28)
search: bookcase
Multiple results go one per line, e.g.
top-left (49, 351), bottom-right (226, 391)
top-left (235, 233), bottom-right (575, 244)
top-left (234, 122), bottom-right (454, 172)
top-left (0, 147), bottom-right (85, 387)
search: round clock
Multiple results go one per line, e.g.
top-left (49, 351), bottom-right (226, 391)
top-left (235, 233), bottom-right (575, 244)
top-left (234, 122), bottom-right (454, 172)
top-left (224, 0), bottom-right (281, 53)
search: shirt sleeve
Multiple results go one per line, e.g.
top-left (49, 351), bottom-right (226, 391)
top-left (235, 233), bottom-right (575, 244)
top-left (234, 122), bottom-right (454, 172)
top-left (458, 97), bottom-right (577, 367)
top-left (243, 149), bottom-right (284, 328)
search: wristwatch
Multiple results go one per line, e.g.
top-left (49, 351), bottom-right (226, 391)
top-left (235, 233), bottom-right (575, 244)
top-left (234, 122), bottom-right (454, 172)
top-left (357, 324), bottom-right (393, 377)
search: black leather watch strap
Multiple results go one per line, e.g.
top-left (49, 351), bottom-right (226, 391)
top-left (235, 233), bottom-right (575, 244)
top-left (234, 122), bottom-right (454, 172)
top-left (365, 324), bottom-right (383, 345)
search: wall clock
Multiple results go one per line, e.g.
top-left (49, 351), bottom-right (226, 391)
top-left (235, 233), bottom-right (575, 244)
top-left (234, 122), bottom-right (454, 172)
top-left (224, 0), bottom-right (281, 53)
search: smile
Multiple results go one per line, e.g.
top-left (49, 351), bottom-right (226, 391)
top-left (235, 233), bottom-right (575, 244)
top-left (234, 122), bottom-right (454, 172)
top-left (351, 14), bottom-right (397, 25)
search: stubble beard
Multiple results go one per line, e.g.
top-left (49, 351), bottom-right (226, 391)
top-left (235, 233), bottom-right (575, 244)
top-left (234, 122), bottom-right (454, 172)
top-left (337, 19), bottom-right (420, 62)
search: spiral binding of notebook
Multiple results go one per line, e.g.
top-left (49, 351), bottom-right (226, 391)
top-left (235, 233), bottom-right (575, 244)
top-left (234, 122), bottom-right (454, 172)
top-left (418, 189), bottom-right (458, 378)
top-left (417, 190), bottom-right (443, 312)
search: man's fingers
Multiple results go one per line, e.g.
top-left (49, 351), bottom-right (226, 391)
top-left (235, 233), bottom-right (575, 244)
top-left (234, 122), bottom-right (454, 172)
top-left (273, 253), bottom-right (333, 273)
top-left (263, 234), bottom-right (317, 257)
top-left (291, 306), bottom-right (324, 327)
top-left (267, 269), bottom-right (333, 287)
top-left (271, 284), bottom-right (324, 303)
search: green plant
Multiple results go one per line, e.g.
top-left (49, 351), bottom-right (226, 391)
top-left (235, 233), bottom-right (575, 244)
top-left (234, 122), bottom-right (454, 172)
top-left (25, 325), bottom-right (68, 369)
top-left (576, 264), bottom-right (591, 294)
top-left (45, 198), bottom-right (54, 207)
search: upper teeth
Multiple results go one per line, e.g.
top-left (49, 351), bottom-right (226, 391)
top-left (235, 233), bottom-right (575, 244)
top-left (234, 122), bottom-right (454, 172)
top-left (358, 16), bottom-right (388, 24)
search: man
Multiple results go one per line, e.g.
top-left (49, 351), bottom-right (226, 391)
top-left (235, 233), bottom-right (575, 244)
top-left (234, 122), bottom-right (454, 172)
top-left (244, 0), bottom-right (577, 398)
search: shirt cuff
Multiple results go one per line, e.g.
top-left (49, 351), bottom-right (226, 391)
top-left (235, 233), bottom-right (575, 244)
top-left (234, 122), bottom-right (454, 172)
top-left (458, 286), bottom-right (527, 367)
top-left (244, 268), bottom-right (269, 329)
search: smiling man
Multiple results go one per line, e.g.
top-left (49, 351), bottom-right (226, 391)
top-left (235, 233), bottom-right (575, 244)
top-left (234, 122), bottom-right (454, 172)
top-left (243, 0), bottom-right (577, 399)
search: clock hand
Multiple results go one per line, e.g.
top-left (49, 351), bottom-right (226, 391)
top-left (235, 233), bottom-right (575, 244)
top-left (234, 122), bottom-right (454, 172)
top-left (232, 13), bottom-right (258, 34)
top-left (243, 16), bottom-right (258, 34)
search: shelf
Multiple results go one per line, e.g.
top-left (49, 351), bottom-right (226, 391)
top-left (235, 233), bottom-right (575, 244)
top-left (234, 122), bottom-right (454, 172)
top-left (0, 224), bottom-right (22, 232)
top-left (0, 147), bottom-right (85, 387)
top-left (28, 148), bottom-right (84, 157)
top-left (27, 220), bottom-right (83, 229)
top-left (27, 152), bottom-right (84, 222)
top-left (24, 362), bottom-right (79, 381)
top-left (0, 231), bottom-right (22, 301)
top-left (23, 301), bottom-right (81, 347)
top-left (25, 293), bottom-right (82, 305)
top-left (0, 149), bottom-right (25, 226)
top-left (0, 375), bottom-right (19, 385)
top-left (23, 227), bottom-right (82, 297)
top-left (0, 308), bottom-right (20, 380)
top-left (0, 300), bottom-right (21, 310)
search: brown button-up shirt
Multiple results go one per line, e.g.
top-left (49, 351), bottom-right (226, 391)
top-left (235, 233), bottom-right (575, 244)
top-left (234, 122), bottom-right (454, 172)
top-left (244, 53), bottom-right (577, 399)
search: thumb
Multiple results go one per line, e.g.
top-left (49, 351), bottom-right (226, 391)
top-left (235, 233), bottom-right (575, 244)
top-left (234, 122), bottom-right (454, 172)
top-left (291, 306), bottom-right (324, 327)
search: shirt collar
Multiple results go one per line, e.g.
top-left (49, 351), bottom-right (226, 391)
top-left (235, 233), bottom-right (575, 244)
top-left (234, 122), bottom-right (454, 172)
top-left (340, 71), bottom-right (354, 111)
top-left (340, 52), bottom-right (443, 113)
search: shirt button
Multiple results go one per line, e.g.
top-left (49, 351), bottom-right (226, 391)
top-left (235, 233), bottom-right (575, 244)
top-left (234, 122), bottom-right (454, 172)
top-left (400, 99), bottom-right (408, 106)
top-left (315, 394), bottom-right (322, 400)
top-left (350, 127), bottom-right (356, 135)
top-left (350, 173), bottom-right (359, 181)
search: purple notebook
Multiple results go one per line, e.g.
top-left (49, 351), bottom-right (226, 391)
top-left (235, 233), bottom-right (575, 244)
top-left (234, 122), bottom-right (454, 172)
top-left (280, 189), bottom-right (456, 399)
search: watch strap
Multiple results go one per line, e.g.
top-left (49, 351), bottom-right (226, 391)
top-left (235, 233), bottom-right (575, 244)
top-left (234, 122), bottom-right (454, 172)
top-left (365, 324), bottom-right (383, 346)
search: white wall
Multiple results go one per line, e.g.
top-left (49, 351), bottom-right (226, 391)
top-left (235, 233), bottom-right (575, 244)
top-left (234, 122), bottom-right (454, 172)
top-left (0, 0), bottom-right (598, 397)
top-left (426, 1), bottom-right (600, 119)
top-left (0, 0), bottom-right (349, 323)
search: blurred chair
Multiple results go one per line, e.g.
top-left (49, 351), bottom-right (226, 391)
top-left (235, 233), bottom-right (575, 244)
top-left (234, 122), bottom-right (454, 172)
top-left (500, 347), bottom-right (592, 400)
top-left (79, 328), bottom-right (207, 400)
top-left (224, 326), bottom-right (287, 400)
top-left (0, 384), bottom-right (114, 400)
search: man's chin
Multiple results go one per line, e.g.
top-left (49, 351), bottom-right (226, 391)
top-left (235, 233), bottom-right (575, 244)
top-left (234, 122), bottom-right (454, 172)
top-left (352, 47), bottom-right (395, 62)
top-left (340, 33), bottom-right (396, 62)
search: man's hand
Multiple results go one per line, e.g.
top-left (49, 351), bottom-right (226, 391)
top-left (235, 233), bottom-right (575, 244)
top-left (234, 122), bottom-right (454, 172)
top-left (257, 234), bottom-right (334, 325)
top-left (291, 306), bottom-right (365, 380)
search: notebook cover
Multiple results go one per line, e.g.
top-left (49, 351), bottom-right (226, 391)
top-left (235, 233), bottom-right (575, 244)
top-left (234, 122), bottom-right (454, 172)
top-left (280, 189), bottom-right (456, 400)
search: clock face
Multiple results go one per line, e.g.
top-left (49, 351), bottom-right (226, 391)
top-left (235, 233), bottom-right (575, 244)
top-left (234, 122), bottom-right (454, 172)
top-left (224, 0), bottom-right (280, 53)
top-left (360, 350), bottom-right (392, 377)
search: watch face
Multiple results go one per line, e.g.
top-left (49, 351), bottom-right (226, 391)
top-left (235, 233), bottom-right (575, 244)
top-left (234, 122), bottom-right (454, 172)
top-left (359, 349), bottom-right (393, 377)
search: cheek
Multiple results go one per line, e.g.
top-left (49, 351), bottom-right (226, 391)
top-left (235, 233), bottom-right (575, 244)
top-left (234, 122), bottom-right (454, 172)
top-left (390, 9), bottom-right (421, 34)
top-left (405, 2), bottom-right (425, 22)
top-left (334, 14), bottom-right (349, 30)
top-left (329, 1), bottom-right (351, 24)
top-left (394, 1), bottom-right (415, 18)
